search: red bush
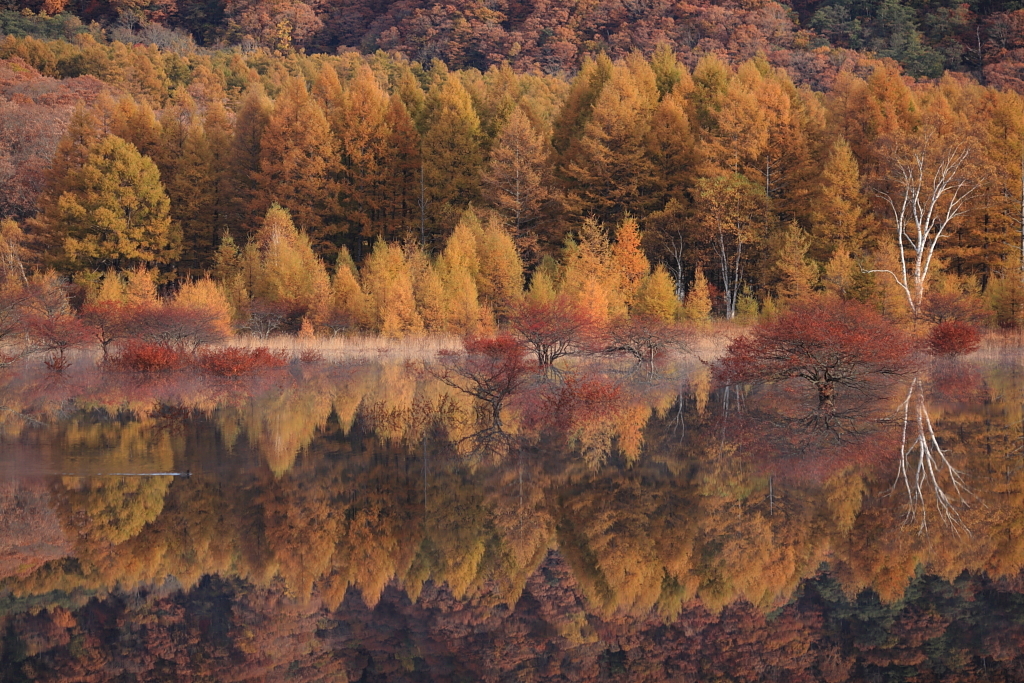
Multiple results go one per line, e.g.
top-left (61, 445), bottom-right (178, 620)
top-left (714, 296), bottom-right (914, 407)
top-left (926, 321), bottom-right (981, 356)
top-left (511, 296), bottom-right (600, 367)
top-left (107, 341), bottom-right (189, 372)
top-left (197, 347), bottom-right (288, 376)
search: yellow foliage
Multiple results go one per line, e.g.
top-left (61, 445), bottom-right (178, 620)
top-left (680, 267), bottom-right (713, 324)
top-left (124, 266), bottom-right (159, 306)
top-left (361, 239), bottom-right (423, 337)
top-left (174, 277), bottom-right (234, 339)
top-left (633, 264), bottom-right (680, 322)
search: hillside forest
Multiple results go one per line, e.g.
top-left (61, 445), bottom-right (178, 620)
top-left (4, 3), bottom-right (1024, 343)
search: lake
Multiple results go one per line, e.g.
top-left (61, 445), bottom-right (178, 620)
top-left (2, 356), bottom-right (1024, 681)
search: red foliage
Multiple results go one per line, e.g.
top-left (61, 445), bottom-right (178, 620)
top-left (511, 297), bottom-right (600, 368)
top-left (107, 341), bottom-right (189, 372)
top-left (24, 312), bottom-right (91, 372)
top-left (79, 301), bottom-right (136, 358)
top-left (925, 321), bottom-right (981, 356)
top-left (197, 347), bottom-right (288, 376)
top-left (714, 296), bottom-right (914, 406)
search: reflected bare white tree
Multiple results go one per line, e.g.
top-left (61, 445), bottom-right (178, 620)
top-left (889, 377), bottom-right (970, 534)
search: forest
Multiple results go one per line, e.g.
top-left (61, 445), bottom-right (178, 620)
top-left (3, 2), bottom-right (1024, 349)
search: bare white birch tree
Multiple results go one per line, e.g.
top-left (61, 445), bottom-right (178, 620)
top-left (868, 134), bottom-right (977, 315)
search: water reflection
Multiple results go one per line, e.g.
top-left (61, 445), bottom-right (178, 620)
top-left (1, 357), bottom-right (1024, 680)
top-left (890, 377), bottom-right (971, 534)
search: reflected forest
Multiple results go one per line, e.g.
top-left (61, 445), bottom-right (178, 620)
top-left (4, 347), bottom-right (1024, 681)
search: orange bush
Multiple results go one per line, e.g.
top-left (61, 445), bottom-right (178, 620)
top-left (197, 347), bottom-right (288, 376)
top-left (107, 341), bottom-right (189, 372)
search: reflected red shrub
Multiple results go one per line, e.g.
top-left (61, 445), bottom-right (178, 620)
top-left (926, 321), bottom-right (981, 356)
top-left (107, 341), bottom-right (189, 372)
top-left (197, 347), bottom-right (288, 376)
top-left (298, 349), bottom-right (324, 364)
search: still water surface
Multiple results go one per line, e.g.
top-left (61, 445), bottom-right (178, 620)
top-left (2, 358), bottom-right (1024, 681)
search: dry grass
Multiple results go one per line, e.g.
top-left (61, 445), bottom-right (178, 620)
top-left (678, 320), bottom-right (750, 364)
top-left (972, 329), bottom-right (1024, 362)
top-left (224, 333), bottom-right (465, 362)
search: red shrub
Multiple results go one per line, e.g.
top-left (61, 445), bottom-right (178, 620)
top-left (511, 296), bottom-right (601, 367)
top-left (926, 321), bottom-right (981, 356)
top-left (197, 347), bottom-right (288, 376)
top-left (714, 296), bottom-right (914, 407)
top-left (107, 341), bottom-right (189, 372)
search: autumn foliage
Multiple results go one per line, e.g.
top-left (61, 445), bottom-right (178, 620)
top-left (106, 340), bottom-right (189, 372)
top-left (925, 321), bottom-right (981, 357)
top-left (197, 346), bottom-right (288, 375)
top-left (715, 297), bottom-right (914, 406)
top-left (511, 296), bottom-right (599, 368)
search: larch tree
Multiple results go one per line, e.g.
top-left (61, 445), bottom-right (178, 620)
top-left (646, 87), bottom-right (698, 211)
top-left (420, 76), bottom-right (485, 240)
top-left (46, 135), bottom-right (181, 272)
top-left (229, 84), bottom-right (274, 231)
top-left (561, 60), bottom-right (658, 222)
top-left (327, 247), bottom-right (368, 333)
top-left (438, 212), bottom-right (486, 334)
top-left (360, 238), bottom-right (423, 337)
top-left (774, 222), bottom-right (819, 300)
top-left (241, 204), bottom-right (332, 324)
top-left (256, 77), bottom-right (339, 251)
top-left (611, 215), bottom-right (650, 310)
top-left (480, 105), bottom-right (553, 249)
top-left (330, 65), bottom-right (396, 244)
top-left (680, 267), bottom-right (713, 325)
top-left (409, 248), bottom-right (449, 332)
top-left (382, 94), bottom-right (422, 239)
top-left (810, 137), bottom-right (872, 261)
top-left (632, 264), bottom-right (681, 323)
top-left (550, 53), bottom-right (614, 157)
top-left (476, 216), bottom-right (525, 323)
